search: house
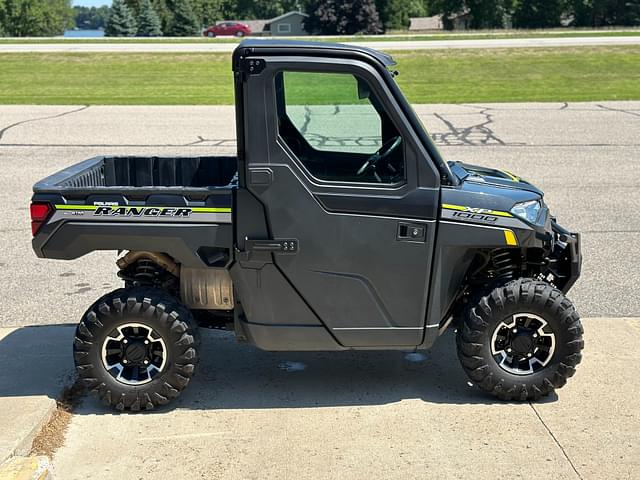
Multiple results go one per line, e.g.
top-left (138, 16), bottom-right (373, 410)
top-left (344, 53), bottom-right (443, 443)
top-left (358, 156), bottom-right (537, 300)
top-left (409, 16), bottom-right (444, 31)
top-left (236, 11), bottom-right (310, 37)
top-left (409, 11), bottom-right (472, 31)
top-left (241, 19), bottom-right (269, 34)
top-left (265, 11), bottom-right (309, 36)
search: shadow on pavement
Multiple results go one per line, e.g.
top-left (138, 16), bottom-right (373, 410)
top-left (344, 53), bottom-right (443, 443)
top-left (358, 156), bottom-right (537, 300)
top-left (0, 325), bottom-right (556, 414)
top-left (0, 325), bottom-right (75, 399)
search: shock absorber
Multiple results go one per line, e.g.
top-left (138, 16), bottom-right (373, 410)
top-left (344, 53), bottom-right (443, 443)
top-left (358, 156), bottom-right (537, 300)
top-left (132, 259), bottom-right (160, 285)
top-left (117, 257), bottom-right (178, 294)
top-left (491, 249), bottom-right (519, 280)
top-left (116, 251), bottom-right (180, 292)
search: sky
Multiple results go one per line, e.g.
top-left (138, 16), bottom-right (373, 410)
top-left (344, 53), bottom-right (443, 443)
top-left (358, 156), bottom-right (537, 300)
top-left (73, 0), bottom-right (112, 6)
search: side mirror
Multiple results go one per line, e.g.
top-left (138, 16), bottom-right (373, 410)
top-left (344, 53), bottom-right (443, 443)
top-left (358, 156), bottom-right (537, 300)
top-left (357, 77), bottom-right (371, 100)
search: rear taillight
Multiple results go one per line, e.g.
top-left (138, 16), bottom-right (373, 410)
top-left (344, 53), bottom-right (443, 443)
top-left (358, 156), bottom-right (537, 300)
top-left (30, 202), bottom-right (52, 236)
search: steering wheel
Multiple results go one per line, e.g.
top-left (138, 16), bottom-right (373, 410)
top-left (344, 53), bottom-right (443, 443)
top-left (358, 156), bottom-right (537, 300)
top-left (356, 136), bottom-right (402, 180)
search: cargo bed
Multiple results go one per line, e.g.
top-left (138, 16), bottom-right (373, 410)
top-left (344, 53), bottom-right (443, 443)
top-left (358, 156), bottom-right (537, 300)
top-left (33, 155), bottom-right (238, 195)
top-left (31, 156), bottom-right (236, 267)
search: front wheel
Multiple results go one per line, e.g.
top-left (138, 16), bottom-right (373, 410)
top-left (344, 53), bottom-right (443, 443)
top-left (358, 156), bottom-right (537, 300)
top-left (73, 287), bottom-right (199, 411)
top-left (456, 279), bottom-right (584, 401)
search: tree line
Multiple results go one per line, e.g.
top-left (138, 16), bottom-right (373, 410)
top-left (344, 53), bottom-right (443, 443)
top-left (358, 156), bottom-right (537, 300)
top-left (430, 0), bottom-right (640, 30)
top-left (0, 0), bottom-right (638, 37)
top-left (306, 0), bottom-right (640, 33)
top-left (0, 0), bottom-right (74, 36)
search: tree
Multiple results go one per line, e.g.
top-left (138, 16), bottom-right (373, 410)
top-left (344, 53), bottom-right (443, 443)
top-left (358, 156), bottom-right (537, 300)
top-left (0, 0), bottom-right (74, 36)
top-left (305, 0), bottom-right (339, 34)
top-left (191, 0), bottom-right (224, 27)
top-left (467, 0), bottom-right (511, 29)
top-left (305, 0), bottom-right (382, 34)
top-left (167, 0), bottom-right (200, 36)
top-left (570, 0), bottom-right (640, 27)
top-left (74, 5), bottom-right (110, 30)
top-left (137, 0), bottom-right (162, 35)
top-left (125, 0), bottom-right (143, 15)
top-left (125, 0), bottom-right (176, 33)
top-left (427, 0), bottom-right (464, 29)
top-left (105, 0), bottom-right (137, 36)
top-left (339, 0), bottom-right (383, 33)
top-left (428, 0), bottom-right (512, 29)
top-left (381, 0), bottom-right (427, 30)
top-left (0, 0), bottom-right (5, 36)
top-left (513, 0), bottom-right (563, 28)
top-left (151, 0), bottom-right (173, 33)
top-left (623, 0), bottom-right (640, 25)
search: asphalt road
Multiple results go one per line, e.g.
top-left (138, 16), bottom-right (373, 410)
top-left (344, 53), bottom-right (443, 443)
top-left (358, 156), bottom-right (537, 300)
top-left (0, 102), bottom-right (638, 327)
top-left (0, 36), bottom-right (639, 52)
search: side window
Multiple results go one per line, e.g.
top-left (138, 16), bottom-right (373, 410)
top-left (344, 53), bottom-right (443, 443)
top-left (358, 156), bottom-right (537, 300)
top-left (276, 71), bottom-right (405, 185)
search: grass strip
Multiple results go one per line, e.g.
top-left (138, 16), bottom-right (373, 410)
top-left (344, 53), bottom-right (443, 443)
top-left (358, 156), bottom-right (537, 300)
top-left (0, 46), bottom-right (637, 105)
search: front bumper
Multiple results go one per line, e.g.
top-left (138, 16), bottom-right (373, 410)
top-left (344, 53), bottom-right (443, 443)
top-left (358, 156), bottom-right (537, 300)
top-left (546, 221), bottom-right (582, 293)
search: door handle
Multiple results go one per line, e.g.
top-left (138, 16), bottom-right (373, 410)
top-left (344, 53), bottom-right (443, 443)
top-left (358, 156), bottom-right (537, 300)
top-left (397, 223), bottom-right (426, 242)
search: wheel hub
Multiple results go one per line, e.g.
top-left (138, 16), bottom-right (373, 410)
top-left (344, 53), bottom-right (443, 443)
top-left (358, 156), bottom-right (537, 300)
top-left (490, 313), bottom-right (556, 375)
top-left (100, 323), bottom-right (167, 385)
top-left (123, 341), bottom-right (147, 365)
top-left (511, 332), bottom-right (534, 355)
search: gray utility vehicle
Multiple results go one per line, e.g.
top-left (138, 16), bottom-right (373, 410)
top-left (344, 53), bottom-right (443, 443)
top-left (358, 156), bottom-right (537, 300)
top-left (30, 40), bottom-right (583, 411)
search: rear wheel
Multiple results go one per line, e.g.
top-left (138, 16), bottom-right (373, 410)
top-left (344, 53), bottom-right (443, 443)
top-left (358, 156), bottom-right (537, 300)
top-left (456, 279), bottom-right (584, 401)
top-left (73, 287), bottom-right (199, 411)
top-left (235, 31), bottom-right (245, 37)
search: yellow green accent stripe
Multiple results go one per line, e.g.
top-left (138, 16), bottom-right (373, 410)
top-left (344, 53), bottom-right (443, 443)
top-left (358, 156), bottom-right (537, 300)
top-left (501, 170), bottom-right (520, 182)
top-left (441, 203), bottom-right (513, 218)
top-left (190, 207), bottom-right (232, 213)
top-left (55, 205), bottom-right (97, 210)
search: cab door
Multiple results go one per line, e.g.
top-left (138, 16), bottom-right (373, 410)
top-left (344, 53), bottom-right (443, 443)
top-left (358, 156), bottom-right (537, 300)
top-left (234, 56), bottom-right (441, 347)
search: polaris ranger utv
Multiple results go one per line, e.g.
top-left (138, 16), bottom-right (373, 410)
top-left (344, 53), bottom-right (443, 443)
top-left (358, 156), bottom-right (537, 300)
top-left (30, 40), bottom-right (583, 411)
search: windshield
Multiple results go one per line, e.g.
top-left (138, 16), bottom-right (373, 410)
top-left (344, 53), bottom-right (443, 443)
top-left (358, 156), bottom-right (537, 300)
top-left (385, 67), bottom-right (456, 185)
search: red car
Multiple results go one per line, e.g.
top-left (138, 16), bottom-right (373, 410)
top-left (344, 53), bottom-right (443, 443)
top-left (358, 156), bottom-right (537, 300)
top-left (203, 22), bottom-right (251, 38)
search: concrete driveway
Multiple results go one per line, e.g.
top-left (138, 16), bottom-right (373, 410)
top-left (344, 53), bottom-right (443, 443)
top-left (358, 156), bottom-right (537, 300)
top-left (27, 319), bottom-right (636, 480)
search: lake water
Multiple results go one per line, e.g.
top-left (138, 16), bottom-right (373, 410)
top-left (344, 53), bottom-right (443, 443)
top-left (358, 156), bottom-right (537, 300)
top-left (64, 29), bottom-right (105, 38)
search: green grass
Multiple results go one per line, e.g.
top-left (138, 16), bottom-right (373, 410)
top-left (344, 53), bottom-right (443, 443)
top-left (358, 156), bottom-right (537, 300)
top-left (0, 46), bottom-right (638, 105)
top-left (395, 46), bottom-right (640, 103)
top-left (0, 29), bottom-right (639, 44)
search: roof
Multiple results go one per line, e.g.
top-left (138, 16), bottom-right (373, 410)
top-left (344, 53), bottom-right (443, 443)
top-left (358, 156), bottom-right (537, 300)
top-left (235, 19), bottom-right (269, 33)
top-left (268, 11), bottom-right (309, 23)
top-left (230, 11), bottom-right (309, 33)
top-left (236, 39), bottom-right (397, 67)
top-left (409, 16), bottom-right (443, 31)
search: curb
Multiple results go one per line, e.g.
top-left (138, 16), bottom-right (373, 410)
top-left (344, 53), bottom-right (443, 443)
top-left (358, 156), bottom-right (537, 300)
top-left (0, 456), bottom-right (53, 480)
top-left (16, 403), bottom-right (57, 457)
top-left (0, 398), bottom-right (57, 465)
top-left (0, 326), bottom-right (76, 466)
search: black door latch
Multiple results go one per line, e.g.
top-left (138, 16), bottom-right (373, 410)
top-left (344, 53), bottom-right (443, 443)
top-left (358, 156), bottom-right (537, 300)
top-left (397, 223), bottom-right (426, 242)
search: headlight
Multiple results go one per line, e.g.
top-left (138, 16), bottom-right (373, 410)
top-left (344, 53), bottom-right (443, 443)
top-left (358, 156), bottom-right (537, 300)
top-left (511, 200), bottom-right (542, 224)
